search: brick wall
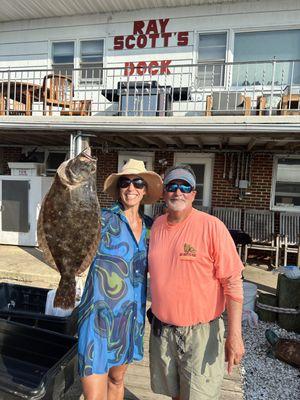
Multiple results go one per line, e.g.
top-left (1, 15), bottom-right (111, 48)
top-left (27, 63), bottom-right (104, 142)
top-left (212, 153), bottom-right (273, 210)
top-left (93, 150), bottom-right (175, 207)
top-left (1, 147), bottom-right (23, 175)
top-left (0, 147), bottom-right (275, 211)
top-left (153, 151), bottom-right (174, 178)
top-left (93, 149), bottom-right (118, 208)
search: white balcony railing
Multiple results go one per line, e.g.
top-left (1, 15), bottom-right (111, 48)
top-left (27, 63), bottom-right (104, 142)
top-left (0, 59), bottom-right (299, 117)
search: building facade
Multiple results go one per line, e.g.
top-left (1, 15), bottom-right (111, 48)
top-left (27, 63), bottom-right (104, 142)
top-left (0, 0), bottom-right (299, 251)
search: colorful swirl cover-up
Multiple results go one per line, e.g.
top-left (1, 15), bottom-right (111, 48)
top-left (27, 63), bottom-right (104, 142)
top-left (78, 202), bottom-right (152, 376)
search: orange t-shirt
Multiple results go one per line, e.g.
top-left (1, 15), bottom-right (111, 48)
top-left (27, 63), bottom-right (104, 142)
top-left (148, 208), bottom-right (244, 326)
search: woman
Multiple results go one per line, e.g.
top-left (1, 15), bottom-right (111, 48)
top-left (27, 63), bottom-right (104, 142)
top-left (78, 159), bottom-right (163, 400)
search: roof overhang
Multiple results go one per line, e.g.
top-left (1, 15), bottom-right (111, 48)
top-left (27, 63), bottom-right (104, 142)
top-left (0, 115), bottom-right (299, 133)
top-left (0, 0), bottom-right (250, 23)
top-left (0, 116), bottom-right (300, 152)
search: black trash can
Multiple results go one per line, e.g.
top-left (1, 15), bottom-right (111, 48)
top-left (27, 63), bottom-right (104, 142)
top-left (0, 319), bottom-right (78, 399)
top-left (0, 283), bottom-right (78, 336)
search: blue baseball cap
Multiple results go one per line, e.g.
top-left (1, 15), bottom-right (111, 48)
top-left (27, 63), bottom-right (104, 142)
top-left (164, 165), bottom-right (196, 189)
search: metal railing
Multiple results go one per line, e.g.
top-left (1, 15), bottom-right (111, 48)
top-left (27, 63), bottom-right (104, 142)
top-left (0, 59), bottom-right (299, 117)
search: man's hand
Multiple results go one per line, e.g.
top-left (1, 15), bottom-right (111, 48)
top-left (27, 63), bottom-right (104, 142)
top-left (225, 333), bottom-right (245, 375)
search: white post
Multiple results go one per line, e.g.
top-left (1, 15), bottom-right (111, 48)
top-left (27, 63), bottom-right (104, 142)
top-left (69, 133), bottom-right (74, 159)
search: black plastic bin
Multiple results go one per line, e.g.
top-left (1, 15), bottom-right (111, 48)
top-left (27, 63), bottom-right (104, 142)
top-left (0, 319), bottom-right (78, 399)
top-left (0, 283), bottom-right (78, 336)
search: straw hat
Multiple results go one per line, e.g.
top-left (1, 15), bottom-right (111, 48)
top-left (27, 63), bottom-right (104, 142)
top-left (103, 159), bottom-right (163, 204)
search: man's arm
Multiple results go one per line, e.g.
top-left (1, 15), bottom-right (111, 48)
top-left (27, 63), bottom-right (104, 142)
top-left (225, 296), bottom-right (245, 374)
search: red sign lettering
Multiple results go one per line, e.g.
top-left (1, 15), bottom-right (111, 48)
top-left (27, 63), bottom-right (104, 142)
top-left (114, 35), bottom-right (124, 50)
top-left (123, 60), bottom-right (172, 76)
top-left (159, 19), bottom-right (169, 34)
top-left (136, 35), bottom-right (147, 49)
top-left (124, 62), bottom-right (135, 76)
top-left (133, 20), bottom-right (145, 34)
top-left (146, 20), bottom-right (159, 35)
top-left (113, 18), bottom-right (189, 50)
top-left (160, 60), bottom-right (172, 74)
top-left (177, 31), bottom-right (189, 46)
top-left (136, 61), bottom-right (147, 75)
top-left (148, 61), bottom-right (159, 75)
top-left (125, 35), bottom-right (135, 49)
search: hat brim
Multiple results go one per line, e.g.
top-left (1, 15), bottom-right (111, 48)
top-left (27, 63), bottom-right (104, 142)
top-left (103, 170), bottom-right (163, 204)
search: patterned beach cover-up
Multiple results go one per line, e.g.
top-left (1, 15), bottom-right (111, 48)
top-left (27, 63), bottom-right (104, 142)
top-left (78, 202), bottom-right (152, 376)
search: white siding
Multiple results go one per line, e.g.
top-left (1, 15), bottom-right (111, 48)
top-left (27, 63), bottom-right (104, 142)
top-left (0, 1), bottom-right (298, 78)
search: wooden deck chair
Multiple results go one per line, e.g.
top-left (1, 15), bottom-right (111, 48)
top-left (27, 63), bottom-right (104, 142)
top-left (152, 202), bottom-right (165, 219)
top-left (212, 207), bottom-right (242, 230)
top-left (279, 212), bottom-right (300, 266)
top-left (206, 92), bottom-right (251, 116)
top-left (212, 207), bottom-right (242, 256)
top-left (195, 205), bottom-right (211, 214)
top-left (6, 99), bottom-right (27, 115)
top-left (42, 74), bottom-right (73, 115)
top-left (60, 99), bottom-right (92, 116)
top-left (243, 209), bottom-right (280, 268)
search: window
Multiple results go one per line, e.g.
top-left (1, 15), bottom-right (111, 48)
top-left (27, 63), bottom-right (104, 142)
top-left (46, 152), bottom-right (68, 176)
top-left (52, 42), bottom-right (74, 76)
top-left (197, 33), bottom-right (227, 87)
top-left (233, 30), bottom-right (300, 86)
top-left (272, 157), bottom-right (300, 210)
top-left (80, 40), bottom-right (104, 82)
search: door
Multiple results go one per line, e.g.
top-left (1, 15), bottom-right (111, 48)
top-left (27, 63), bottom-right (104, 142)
top-left (0, 177), bottom-right (37, 246)
top-left (118, 153), bottom-right (154, 216)
top-left (2, 180), bottom-right (30, 232)
top-left (174, 153), bottom-right (214, 208)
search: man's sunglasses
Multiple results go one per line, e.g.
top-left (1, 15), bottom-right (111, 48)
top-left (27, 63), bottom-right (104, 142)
top-left (118, 177), bottom-right (146, 189)
top-left (165, 182), bottom-right (193, 193)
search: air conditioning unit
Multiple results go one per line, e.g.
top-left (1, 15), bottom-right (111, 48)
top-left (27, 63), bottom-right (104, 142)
top-left (8, 163), bottom-right (45, 177)
top-left (283, 85), bottom-right (300, 95)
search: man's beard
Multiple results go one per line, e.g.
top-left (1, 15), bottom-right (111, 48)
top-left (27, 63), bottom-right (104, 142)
top-left (166, 198), bottom-right (187, 212)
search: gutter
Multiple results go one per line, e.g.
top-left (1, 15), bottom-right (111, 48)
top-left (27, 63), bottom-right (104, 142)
top-left (0, 116), bottom-right (299, 135)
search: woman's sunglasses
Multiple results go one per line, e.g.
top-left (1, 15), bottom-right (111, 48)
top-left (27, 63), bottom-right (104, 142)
top-left (118, 177), bottom-right (146, 189)
top-left (165, 182), bottom-right (193, 193)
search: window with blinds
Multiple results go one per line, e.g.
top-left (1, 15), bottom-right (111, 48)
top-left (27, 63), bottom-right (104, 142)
top-left (52, 42), bottom-right (74, 77)
top-left (273, 157), bottom-right (300, 210)
top-left (197, 33), bottom-right (227, 87)
top-left (80, 40), bottom-right (104, 83)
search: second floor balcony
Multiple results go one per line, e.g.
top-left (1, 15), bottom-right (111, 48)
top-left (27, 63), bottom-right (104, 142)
top-left (0, 59), bottom-right (300, 119)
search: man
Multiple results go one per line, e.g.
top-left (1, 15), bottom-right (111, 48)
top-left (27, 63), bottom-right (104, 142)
top-left (148, 165), bottom-right (244, 400)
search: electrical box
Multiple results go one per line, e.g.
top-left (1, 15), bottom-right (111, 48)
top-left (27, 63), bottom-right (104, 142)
top-left (238, 180), bottom-right (249, 189)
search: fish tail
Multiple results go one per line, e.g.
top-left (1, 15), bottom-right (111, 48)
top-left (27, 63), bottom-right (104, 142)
top-left (54, 275), bottom-right (76, 309)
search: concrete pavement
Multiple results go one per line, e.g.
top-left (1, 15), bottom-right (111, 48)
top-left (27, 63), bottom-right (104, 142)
top-left (0, 244), bottom-right (279, 399)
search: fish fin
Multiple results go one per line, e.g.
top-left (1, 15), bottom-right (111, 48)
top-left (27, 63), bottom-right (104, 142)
top-left (54, 275), bottom-right (76, 309)
top-left (77, 224), bottom-right (101, 275)
top-left (37, 199), bottom-right (59, 272)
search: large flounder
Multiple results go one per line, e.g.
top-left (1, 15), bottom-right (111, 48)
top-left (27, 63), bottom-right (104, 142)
top-left (38, 149), bottom-right (101, 309)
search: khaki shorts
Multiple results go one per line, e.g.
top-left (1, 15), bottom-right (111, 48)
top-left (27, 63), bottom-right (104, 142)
top-left (149, 317), bottom-right (225, 400)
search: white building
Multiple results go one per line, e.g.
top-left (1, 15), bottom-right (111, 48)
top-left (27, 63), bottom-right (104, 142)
top-left (0, 0), bottom-right (299, 263)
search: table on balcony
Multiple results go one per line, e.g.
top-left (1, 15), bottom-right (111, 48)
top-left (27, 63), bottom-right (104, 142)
top-left (0, 81), bottom-right (43, 116)
top-left (279, 94), bottom-right (300, 115)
